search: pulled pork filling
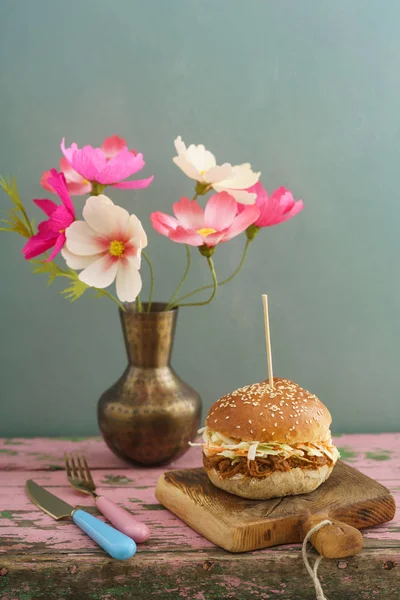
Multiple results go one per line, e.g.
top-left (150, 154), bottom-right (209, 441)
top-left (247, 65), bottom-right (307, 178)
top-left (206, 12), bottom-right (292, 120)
top-left (203, 452), bottom-right (333, 479)
top-left (190, 426), bottom-right (340, 479)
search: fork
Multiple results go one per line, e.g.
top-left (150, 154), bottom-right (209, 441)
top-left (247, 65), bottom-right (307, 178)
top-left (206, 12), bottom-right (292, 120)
top-left (64, 453), bottom-right (150, 543)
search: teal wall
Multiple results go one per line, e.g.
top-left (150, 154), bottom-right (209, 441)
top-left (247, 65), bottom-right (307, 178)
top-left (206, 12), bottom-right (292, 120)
top-left (1, 0), bottom-right (399, 437)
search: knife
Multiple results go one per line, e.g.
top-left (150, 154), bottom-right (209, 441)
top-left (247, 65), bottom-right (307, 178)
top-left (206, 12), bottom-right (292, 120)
top-left (26, 480), bottom-right (136, 560)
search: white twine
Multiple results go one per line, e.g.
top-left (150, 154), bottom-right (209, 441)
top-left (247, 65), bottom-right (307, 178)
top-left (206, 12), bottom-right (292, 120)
top-left (301, 519), bottom-right (332, 600)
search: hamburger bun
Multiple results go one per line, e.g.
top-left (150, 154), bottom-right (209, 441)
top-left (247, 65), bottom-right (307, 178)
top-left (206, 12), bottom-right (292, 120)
top-left (205, 463), bottom-right (334, 500)
top-left (206, 377), bottom-right (332, 444)
top-left (199, 378), bottom-right (338, 500)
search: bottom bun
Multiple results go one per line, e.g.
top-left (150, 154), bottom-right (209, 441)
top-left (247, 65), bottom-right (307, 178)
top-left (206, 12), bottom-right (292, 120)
top-left (205, 464), bottom-right (334, 500)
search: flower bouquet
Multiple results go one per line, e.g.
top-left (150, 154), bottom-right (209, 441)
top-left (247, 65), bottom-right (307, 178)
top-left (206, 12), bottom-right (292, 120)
top-left (1, 134), bottom-right (303, 464)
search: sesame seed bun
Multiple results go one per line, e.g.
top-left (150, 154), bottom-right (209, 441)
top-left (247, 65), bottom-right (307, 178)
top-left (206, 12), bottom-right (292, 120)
top-left (205, 378), bottom-right (332, 444)
top-left (205, 463), bottom-right (334, 500)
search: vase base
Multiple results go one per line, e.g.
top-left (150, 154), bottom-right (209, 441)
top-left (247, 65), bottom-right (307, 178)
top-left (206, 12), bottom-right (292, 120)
top-left (99, 421), bottom-right (200, 467)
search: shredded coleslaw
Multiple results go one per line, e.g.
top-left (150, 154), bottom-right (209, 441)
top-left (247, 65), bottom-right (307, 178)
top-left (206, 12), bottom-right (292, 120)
top-left (189, 427), bottom-right (340, 463)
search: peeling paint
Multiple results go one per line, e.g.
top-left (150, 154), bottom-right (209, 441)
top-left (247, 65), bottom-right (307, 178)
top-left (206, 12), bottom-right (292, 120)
top-left (141, 504), bottom-right (166, 511)
top-left (366, 451), bottom-right (391, 461)
top-left (101, 475), bottom-right (133, 485)
top-left (68, 565), bottom-right (78, 574)
top-left (337, 447), bottom-right (357, 461)
top-left (3, 440), bottom-right (24, 446)
top-left (0, 512), bottom-right (14, 520)
top-left (57, 437), bottom-right (96, 442)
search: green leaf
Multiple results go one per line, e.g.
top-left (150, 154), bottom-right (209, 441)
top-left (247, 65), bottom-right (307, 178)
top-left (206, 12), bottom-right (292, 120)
top-left (0, 175), bottom-right (35, 238)
top-left (60, 278), bottom-right (89, 302)
top-left (0, 212), bottom-right (32, 238)
top-left (0, 176), bottom-right (22, 207)
top-left (30, 259), bottom-right (88, 302)
top-left (30, 260), bottom-right (67, 286)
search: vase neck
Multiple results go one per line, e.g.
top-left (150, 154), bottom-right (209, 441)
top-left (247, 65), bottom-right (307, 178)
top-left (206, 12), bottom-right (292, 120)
top-left (119, 304), bottom-right (178, 367)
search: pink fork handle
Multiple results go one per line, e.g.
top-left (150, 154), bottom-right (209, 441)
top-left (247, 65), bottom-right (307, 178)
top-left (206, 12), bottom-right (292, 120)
top-left (95, 496), bottom-right (150, 543)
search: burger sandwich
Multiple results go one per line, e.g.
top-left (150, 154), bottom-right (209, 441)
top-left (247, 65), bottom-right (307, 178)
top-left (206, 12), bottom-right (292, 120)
top-left (191, 378), bottom-right (340, 499)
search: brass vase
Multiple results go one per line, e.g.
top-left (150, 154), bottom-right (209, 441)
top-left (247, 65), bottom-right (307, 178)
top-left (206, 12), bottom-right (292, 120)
top-left (97, 303), bottom-right (202, 466)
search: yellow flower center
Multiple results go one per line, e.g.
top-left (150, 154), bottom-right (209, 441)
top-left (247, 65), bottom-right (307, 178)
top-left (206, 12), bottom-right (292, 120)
top-left (197, 228), bottom-right (217, 237)
top-left (109, 240), bottom-right (125, 257)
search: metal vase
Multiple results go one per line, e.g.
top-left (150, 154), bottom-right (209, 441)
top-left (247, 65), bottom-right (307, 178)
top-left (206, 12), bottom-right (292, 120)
top-left (97, 303), bottom-right (202, 466)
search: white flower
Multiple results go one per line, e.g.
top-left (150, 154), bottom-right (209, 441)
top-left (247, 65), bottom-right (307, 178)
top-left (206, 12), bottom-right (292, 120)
top-left (62, 195), bottom-right (147, 302)
top-left (173, 136), bottom-right (260, 204)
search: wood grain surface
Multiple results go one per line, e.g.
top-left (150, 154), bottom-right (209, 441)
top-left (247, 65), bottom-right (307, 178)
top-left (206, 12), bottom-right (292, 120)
top-left (0, 434), bottom-right (399, 599)
top-left (155, 461), bottom-right (395, 554)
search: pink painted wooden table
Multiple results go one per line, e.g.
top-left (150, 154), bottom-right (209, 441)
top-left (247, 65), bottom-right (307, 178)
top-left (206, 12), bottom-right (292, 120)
top-left (0, 434), bottom-right (399, 600)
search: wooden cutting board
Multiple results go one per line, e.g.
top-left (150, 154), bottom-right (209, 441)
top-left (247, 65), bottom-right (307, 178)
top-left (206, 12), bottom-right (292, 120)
top-left (155, 461), bottom-right (396, 557)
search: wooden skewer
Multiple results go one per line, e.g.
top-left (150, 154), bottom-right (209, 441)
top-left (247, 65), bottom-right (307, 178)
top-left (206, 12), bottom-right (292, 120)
top-left (262, 294), bottom-right (274, 389)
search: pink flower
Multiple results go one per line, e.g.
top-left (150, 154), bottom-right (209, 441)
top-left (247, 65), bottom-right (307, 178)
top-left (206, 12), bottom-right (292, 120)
top-left (22, 169), bottom-right (75, 261)
top-left (151, 192), bottom-right (260, 248)
top-left (242, 182), bottom-right (303, 228)
top-left (41, 157), bottom-right (92, 196)
top-left (62, 195), bottom-right (147, 302)
top-left (59, 135), bottom-right (154, 191)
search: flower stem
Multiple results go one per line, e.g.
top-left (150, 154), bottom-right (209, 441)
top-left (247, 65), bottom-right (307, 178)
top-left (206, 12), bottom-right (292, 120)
top-left (171, 257), bottom-right (217, 309)
top-left (136, 295), bottom-right (143, 313)
top-left (20, 204), bottom-right (35, 237)
top-left (98, 288), bottom-right (126, 311)
top-left (165, 245), bottom-right (191, 311)
top-left (142, 251), bottom-right (155, 313)
top-left (172, 238), bottom-right (252, 305)
top-left (163, 188), bottom-right (209, 312)
top-left (90, 182), bottom-right (105, 196)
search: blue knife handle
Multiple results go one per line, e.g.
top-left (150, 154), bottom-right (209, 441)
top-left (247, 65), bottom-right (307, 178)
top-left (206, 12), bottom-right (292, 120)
top-left (72, 509), bottom-right (136, 560)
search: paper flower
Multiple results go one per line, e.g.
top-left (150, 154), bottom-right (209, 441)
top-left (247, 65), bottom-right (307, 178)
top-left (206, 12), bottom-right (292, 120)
top-left (241, 182), bottom-right (304, 228)
top-left (62, 195), bottom-right (147, 302)
top-left (173, 136), bottom-right (260, 204)
top-left (60, 135), bottom-right (154, 191)
top-left (151, 192), bottom-right (260, 248)
top-left (22, 170), bottom-right (75, 261)
top-left (41, 157), bottom-right (92, 196)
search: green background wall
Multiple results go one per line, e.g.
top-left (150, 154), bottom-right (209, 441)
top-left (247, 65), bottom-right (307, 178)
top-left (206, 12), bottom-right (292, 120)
top-left (1, 0), bottom-right (399, 436)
